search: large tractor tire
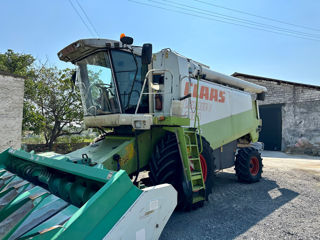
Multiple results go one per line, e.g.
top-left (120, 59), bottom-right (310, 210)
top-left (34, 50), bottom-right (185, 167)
top-left (197, 136), bottom-right (215, 200)
top-left (149, 132), bottom-right (215, 210)
top-left (235, 147), bottom-right (263, 183)
top-left (149, 132), bottom-right (191, 210)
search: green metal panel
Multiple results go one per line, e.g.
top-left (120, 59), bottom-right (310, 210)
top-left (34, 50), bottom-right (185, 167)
top-left (65, 128), bottom-right (166, 175)
top-left (200, 109), bottom-right (260, 150)
top-left (50, 170), bottom-right (142, 239)
top-left (0, 148), bottom-right (143, 240)
top-left (250, 100), bottom-right (261, 142)
top-left (1, 149), bottom-right (114, 183)
top-left (21, 205), bottom-right (79, 238)
top-left (153, 116), bottom-right (190, 126)
top-left (26, 228), bottom-right (62, 240)
top-left (135, 127), bottom-right (166, 170)
top-left (0, 186), bottom-right (48, 221)
top-left (66, 136), bottom-right (136, 172)
top-left (163, 127), bottom-right (206, 203)
top-left (0, 186), bottom-right (51, 239)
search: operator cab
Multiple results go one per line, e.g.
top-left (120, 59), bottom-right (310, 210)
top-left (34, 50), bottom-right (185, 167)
top-left (77, 49), bottom-right (146, 115)
top-left (58, 36), bottom-right (151, 118)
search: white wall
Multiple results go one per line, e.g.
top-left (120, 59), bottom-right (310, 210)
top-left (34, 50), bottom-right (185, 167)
top-left (0, 73), bottom-right (25, 152)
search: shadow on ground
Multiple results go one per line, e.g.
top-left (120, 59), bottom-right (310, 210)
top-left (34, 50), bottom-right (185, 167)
top-left (160, 171), bottom-right (299, 240)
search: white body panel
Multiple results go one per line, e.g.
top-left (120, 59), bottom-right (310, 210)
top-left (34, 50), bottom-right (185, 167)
top-left (84, 114), bottom-right (153, 129)
top-left (180, 78), bottom-right (252, 126)
top-left (200, 67), bottom-right (267, 93)
top-left (104, 184), bottom-right (177, 240)
top-left (80, 47), bottom-right (262, 128)
top-left (152, 49), bottom-right (254, 126)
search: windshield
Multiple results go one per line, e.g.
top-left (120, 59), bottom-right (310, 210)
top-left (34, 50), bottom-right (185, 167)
top-left (111, 50), bottom-right (146, 113)
top-left (77, 50), bottom-right (148, 116)
top-left (77, 51), bottom-right (120, 116)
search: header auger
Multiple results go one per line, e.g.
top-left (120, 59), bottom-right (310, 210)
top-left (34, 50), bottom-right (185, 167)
top-left (0, 35), bottom-right (266, 239)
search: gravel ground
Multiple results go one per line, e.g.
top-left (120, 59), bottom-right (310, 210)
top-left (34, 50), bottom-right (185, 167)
top-left (160, 151), bottom-right (320, 240)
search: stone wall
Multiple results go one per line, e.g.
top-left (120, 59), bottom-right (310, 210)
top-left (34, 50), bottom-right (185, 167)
top-left (0, 72), bottom-right (25, 152)
top-left (282, 101), bottom-right (320, 155)
top-left (237, 77), bottom-right (320, 105)
top-left (235, 74), bottom-right (320, 155)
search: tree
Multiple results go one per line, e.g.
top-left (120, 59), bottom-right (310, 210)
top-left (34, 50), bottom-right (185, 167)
top-left (27, 67), bottom-right (83, 149)
top-left (0, 50), bottom-right (84, 150)
top-left (0, 49), bottom-right (35, 77)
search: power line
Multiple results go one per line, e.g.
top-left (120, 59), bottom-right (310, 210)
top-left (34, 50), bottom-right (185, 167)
top-left (68, 0), bottom-right (96, 37)
top-left (129, 0), bottom-right (320, 42)
top-left (194, 0), bottom-right (320, 33)
top-left (75, 0), bottom-right (100, 37)
top-left (156, 0), bottom-right (320, 40)
top-left (161, 0), bottom-right (320, 39)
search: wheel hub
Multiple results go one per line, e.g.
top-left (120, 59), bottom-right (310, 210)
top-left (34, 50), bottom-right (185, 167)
top-left (199, 154), bottom-right (208, 182)
top-left (250, 156), bottom-right (259, 176)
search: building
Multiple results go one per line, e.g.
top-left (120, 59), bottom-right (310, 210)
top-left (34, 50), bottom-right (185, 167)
top-left (232, 72), bottom-right (320, 155)
top-left (0, 72), bottom-right (25, 152)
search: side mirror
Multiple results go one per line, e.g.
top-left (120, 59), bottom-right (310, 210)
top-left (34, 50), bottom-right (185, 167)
top-left (142, 43), bottom-right (152, 65)
top-left (257, 92), bottom-right (265, 101)
top-left (71, 71), bottom-right (76, 91)
top-left (71, 71), bottom-right (76, 85)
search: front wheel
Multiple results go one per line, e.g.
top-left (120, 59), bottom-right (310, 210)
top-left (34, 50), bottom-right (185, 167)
top-left (149, 132), bottom-right (192, 210)
top-left (235, 147), bottom-right (263, 183)
top-left (149, 132), bottom-right (215, 210)
top-left (197, 136), bottom-right (215, 200)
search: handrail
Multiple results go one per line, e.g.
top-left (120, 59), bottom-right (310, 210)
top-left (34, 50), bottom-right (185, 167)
top-left (179, 75), bottom-right (191, 119)
top-left (194, 75), bottom-right (200, 128)
top-left (194, 74), bottom-right (203, 153)
top-left (135, 69), bottom-right (174, 114)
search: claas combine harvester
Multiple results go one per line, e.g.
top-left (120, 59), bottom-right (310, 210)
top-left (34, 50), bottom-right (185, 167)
top-left (0, 35), bottom-right (267, 239)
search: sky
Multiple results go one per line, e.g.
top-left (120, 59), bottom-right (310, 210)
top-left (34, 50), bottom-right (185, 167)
top-left (1, 0), bottom-right (320, 85)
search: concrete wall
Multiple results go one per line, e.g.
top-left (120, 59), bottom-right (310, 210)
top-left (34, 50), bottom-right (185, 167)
top-left (236, 75), bottom-right (320, 155)
top-left (0, 73), bottom-right (25, 152)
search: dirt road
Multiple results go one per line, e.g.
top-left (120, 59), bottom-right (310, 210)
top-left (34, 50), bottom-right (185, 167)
top-left (160, 151), bottom-right (320, 240)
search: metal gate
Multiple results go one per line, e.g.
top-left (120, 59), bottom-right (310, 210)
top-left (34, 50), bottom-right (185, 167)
top-left (259, 104), bottom-right (283, 151)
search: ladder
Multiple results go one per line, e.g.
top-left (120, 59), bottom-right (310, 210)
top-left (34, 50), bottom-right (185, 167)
top-left (183, 128), bottom-right (206, 204)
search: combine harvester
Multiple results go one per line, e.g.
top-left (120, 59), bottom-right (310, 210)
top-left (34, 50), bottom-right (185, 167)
top-left (0, 35), bottom-right (266, 239)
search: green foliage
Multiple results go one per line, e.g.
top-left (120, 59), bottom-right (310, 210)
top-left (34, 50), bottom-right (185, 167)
top-left (0, 50), bottom-right (84, 150)
top-left (88, 69), bottom-right (104, 100)
top-left (22, 135), bottom-right (45, 144)
top-left (29, 67), bottom-right (83, 148)
top-left (57, 136), bottom-right (94, 144)
top-left (0, 49), bottom-right (35, 77)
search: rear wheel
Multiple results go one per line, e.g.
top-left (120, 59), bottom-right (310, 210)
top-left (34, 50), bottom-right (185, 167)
top-left (235, 147), bottom-right (263, 183)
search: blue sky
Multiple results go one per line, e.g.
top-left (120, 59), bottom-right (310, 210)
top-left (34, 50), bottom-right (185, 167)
top-left (1, 0), bottom-right (319, 85)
